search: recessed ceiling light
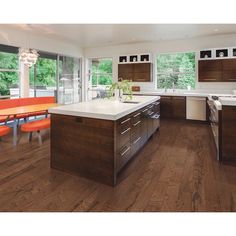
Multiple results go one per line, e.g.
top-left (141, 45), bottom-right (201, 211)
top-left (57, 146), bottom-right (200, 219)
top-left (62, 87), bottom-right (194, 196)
top-left (214, 28), bottom-right (219, 32)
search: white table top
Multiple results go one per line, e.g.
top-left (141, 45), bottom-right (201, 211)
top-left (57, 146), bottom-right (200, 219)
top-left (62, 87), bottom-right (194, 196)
top-left (49, 96), bottom-right (160, 120)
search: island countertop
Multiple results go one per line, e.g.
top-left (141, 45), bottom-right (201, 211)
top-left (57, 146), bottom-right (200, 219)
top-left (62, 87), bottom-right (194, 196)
top-left (49, 95), bottom-right (160, 120)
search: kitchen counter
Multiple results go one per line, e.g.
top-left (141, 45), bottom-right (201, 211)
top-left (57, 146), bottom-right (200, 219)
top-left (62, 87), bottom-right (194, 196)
top-left (50, 96), bottom-right (160, 186)
top-left (132, 91), bottom-right (211, 97)
top-left (218, 97), bottom-right (236, 106)
top-left (49, 95), bottom-right (160, 120)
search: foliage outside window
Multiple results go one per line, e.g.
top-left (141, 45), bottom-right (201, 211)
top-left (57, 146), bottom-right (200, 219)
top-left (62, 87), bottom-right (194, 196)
top-left (156, 52), bottom-right (196, 89)
top-left (0, 51), bottom-right (19, 96)
top-left (30, 57), bottom-right (57, 87)
top-left (89, 58), bottom-right (113, 86)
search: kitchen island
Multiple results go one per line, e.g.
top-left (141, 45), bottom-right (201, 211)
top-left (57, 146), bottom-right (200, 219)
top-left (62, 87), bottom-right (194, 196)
top-left (49, 96), bottom-right (160, 186)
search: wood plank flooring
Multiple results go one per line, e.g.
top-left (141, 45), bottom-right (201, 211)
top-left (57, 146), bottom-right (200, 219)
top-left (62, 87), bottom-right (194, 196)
top-left (1, 120), bottom-right (236, 212)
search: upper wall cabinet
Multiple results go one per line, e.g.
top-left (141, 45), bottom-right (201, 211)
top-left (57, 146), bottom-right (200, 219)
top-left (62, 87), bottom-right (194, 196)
top-left (118, 63), bottom-right (153, 82)
top-left (198, 59), bottom-right (236, 82)
top-left (119, 53), bottom-right (151, 64)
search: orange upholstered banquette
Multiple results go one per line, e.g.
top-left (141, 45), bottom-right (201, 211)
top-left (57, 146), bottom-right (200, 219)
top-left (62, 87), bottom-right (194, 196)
top-left (0, 96), bottom-right (55, 123)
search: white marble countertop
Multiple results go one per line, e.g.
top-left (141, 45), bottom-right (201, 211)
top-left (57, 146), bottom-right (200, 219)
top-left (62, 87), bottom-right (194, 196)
top-left (218, 97), bottom-right (236, 106)
top-left (49, 95), bottom-right (160, 120)
top-left (132, 90), bottom-right (233, 97)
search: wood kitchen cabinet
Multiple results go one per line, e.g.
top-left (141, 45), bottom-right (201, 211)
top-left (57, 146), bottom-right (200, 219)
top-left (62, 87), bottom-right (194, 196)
top-left (160, 96), bottom-right (172, 118)
top-left (161, 96), bottom-right (186, 119)
top-left (198, 60), bottom-right (222, 82)
top-left (115, 101), bottom-right (160, 172)
top-left (198, 59), bottom-right (236, 82)
top-left (222, 59), bottom-right (236, 82)
top-left (172, 96), bottom-right (186, 119)
top-left (118, 63), bottom-right (152, 82)
top-left (221, 106), bottom-right (236, 161)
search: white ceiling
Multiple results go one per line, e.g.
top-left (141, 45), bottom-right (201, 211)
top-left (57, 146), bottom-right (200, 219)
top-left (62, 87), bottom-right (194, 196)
top-left (2, 24), bottom-right (236, 48)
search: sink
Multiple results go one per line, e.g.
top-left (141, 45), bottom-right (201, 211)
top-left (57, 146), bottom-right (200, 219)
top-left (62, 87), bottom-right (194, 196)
top-left (122, 101), bottom-right (140, 104)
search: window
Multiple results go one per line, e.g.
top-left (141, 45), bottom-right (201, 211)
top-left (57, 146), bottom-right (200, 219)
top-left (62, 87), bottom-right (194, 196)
top-left (89, 58), bottom-right (113, 86)
top-left (0, 44), bottom-right (20, 97)
top-left (156, 52), bottom-right (196, 89)
top-left (29, 52), bottom-right (57, 97)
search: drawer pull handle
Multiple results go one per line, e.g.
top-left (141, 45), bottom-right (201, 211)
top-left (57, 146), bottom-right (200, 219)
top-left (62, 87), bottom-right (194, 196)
top-left (121, 127), bottom-right (131, 135)
top-left (142, 108), bottom-right (148, 113)
top-left (149, 112), bottom-right (154, 116)
top-left (121, 146), bottom-right (131, 157)
top-left (133, 120), bottom-right (141, 127)
top-left (133, 112), bottom-right (141, 117)
top-left (133, 136), bottom-right (141, 144)
top-left (153, 102), bottom-right (160, 105)
top-left (121, 118), bottom-right (131, 124)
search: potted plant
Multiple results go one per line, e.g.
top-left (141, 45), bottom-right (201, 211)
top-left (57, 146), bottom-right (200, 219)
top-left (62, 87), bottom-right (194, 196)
top-left (107, 79), bottom-right (132, 101)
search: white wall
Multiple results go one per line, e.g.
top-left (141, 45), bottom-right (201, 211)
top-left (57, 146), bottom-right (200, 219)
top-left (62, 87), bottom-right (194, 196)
top-left (0, 26), bottom-right (84, 98)
top-left (0, 26), bottom-right (83, 57)
top-left (84, 33), bottom-right (236, 92)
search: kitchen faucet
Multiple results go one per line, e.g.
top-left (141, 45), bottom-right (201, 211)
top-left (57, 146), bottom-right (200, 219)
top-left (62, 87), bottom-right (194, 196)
top-left (172, 82), bottom-right (175, 92)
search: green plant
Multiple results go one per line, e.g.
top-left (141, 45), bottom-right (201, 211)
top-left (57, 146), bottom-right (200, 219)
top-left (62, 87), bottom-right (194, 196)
top-left (107, 80), bottom-right (133, 100)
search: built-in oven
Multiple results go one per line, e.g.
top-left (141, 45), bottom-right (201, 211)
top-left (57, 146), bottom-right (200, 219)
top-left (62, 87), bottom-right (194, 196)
top-left (207, 100), bottom-right (219, 159)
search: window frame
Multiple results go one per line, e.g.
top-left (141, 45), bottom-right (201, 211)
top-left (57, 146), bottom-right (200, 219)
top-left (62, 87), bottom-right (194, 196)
top-left (156, 51), bottom-right (197, 90)
top-left (0, 44), bottom-right (20, 97)
top-left (88, 57), bottom-right (113, 87)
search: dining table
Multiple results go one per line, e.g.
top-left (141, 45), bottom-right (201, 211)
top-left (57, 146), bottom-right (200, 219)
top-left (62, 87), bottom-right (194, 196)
top-left (0, 103), bottom-right (58, 145)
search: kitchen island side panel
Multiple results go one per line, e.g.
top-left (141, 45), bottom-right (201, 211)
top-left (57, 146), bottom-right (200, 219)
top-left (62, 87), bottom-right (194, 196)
top-left (50, 114), bottom-right (116, 186)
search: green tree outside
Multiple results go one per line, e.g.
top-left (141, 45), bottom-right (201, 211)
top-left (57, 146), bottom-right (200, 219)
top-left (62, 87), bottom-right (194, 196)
top-left (157, 52), bottom-right (196, 89)
top-left (0, 52), bottom-right (19, 95)
top-left (91, 59), bottom-right (112, 86)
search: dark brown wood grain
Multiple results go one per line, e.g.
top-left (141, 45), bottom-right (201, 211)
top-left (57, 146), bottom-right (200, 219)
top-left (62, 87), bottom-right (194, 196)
top-left (160, 96), bottom-right (186, 119)
top-left (198, 60), bottom-right (222, 82)
top-left (221, 106), bottom-right (236, 161)
top-left (51, 100), bottom-right (160, 186)
top-left (118, 63), bottom-right (152, 82)
top-left (198, 59), bottom-right (236, 82)
top-left (222, 59), bottom-right (236, 82)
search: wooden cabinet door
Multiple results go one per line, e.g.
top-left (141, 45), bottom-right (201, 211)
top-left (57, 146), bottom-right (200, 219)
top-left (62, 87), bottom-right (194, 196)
top-left (160, 96), bottom-right (172, 118)
top-left (198, 60), bottom-right (222, 82)
top-left (222, 59), bottom-right (236, 82)
top-left (172, 96), bottom-right (186, 119)
top-left (133, 72), bottom-right (151, 82)
top-left (118, 64), bottom-right (134, 81)
top-left (133, 63), bottom-right (151, 72)
top-left (118, 63), bottom-right (152, 82)
top-left (141, 106), bottom-right (149, 146)
top-left (221, 106), bottom-right (236, 161)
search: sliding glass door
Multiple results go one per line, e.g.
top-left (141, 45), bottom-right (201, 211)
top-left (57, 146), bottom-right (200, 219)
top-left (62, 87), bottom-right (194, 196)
top-left (29, 52), bottom-right (81, 104)
top-left (58, 56), bottom-right (81, 104)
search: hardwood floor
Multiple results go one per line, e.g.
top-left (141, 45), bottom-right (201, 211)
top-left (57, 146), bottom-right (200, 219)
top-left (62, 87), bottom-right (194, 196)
top-left (1, 120), bottom-right (236, 212)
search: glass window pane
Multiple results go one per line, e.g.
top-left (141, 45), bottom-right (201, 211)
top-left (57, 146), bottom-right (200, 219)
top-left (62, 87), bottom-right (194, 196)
top-left (0, 71), bottom-right (20, 96)
top-left (0, 51), bottom-right (18, 69)
top-left (157, 52), bottom-right (196, 89)
top-left (29, 57), bottom-right (57, 97)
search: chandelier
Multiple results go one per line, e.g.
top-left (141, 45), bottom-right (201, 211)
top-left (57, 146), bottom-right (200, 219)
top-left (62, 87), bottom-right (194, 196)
top-left (19, 48), bottom-right (39, 67)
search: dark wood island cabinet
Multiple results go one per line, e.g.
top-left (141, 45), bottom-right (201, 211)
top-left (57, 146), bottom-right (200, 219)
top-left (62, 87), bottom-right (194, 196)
top-left (50, 97), bottom-right (160, 186)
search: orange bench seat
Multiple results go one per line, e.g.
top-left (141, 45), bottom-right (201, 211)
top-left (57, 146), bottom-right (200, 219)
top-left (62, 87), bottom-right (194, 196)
top-left (21, 118), bottom-right (51, 132)
top-left (0, 96), bottom-right (55, 120)
top-left (0, 125), bottom-right (11, 137)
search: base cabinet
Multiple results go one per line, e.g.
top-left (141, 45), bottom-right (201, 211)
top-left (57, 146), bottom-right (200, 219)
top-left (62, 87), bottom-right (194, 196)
top-left (161, 96), bottom-right (186, 119)
top-left (115, 101), bottom-right (160, 173)
top-left (51, 99), bottom-right (160, 186)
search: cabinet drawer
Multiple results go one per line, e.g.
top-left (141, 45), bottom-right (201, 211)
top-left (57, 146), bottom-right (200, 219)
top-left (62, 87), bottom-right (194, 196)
top-left (116, 144), bottom-right (131, 172)
top-left (117, 116), bottom-right (131, 133)
top-left (132, 111), bottom-right (141, 125)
